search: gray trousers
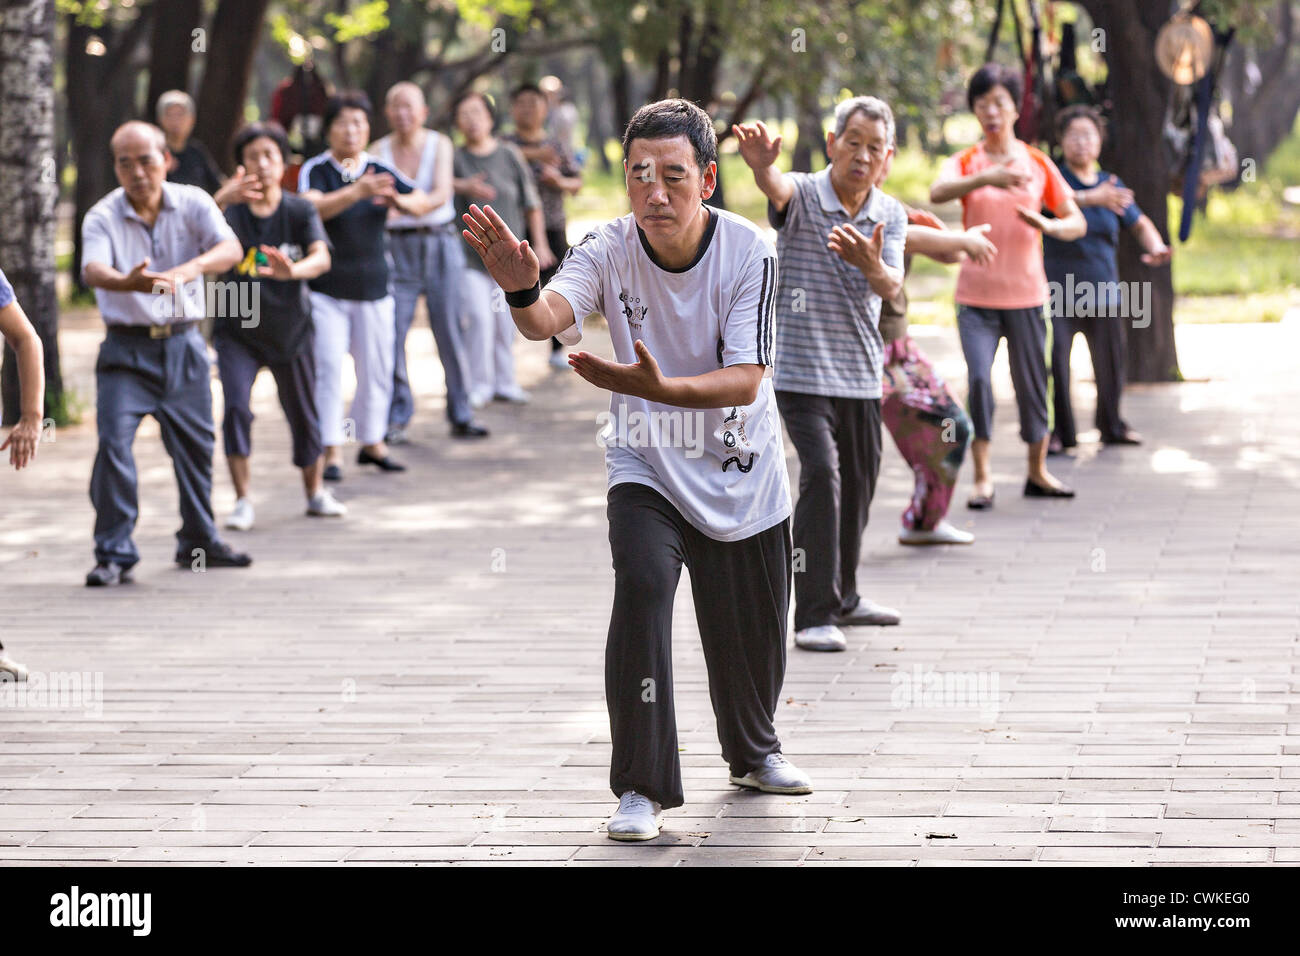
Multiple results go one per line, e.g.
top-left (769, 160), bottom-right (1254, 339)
top-left (91, 328), bottom-right (220, 566)
top-left (957, 304), bottom-right (1053, 444)
top-left (1051, 312), bottom-right (1129, 446)
top-left (605, 482), bottom-right (791, 810)
top-left (775, 391), bottom-right (882, 632)
top-left (388, 228), bottom-right (471, 428)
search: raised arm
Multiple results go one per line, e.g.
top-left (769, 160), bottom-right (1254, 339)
top-left (732, 121), bottom-right (795, 213)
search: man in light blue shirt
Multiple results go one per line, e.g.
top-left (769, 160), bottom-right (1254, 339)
top-left (80, 121), bottom-right (249, 586)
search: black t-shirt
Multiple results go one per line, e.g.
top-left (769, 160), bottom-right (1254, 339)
top-left (168, 140), bottom-right (223, 195)
top-left (218, 194), bottom-right (330, 363)
top-left (299, 152), bottom-right (413, 301)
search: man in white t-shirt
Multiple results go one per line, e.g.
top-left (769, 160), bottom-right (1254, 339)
top-left (462, 99), bottom-right (811, 841)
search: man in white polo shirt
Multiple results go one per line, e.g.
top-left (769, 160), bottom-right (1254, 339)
top-left (462, 98), bottom-right (811, 841)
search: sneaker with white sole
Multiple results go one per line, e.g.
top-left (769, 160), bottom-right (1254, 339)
top-left (794, 624), bottom-right (847, 652)
top-left (899, 520), bottom-right (975, 546)
top-left (548, 349), bottom-right (569, 369)
top-left (606, 790), bottom-right (662, 841)
top-left (730, 752), bottom-right (813, 795)
top-left (225, 497), bottom-right (254, 531)
top-left (0, 653), bottom-right (29, 682)
top-left (306, 489), bottom-right (348, 517)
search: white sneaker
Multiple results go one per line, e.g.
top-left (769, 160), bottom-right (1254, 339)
top-left (225, 498), bottom-right (254, 531)
top-left (469, 389), bottom-right (492, 409)
top-left (493, 388), bottom-right (531, 404)
top-left (548, 349), bottom-right (569, 369)
top-left (899, 520), bottom-right (974, 546)
top-left (606, 790), bottom-right (662, 841)
top-left (794, 624), bottom-right (847, 652)
top-left (306, 489), bottom-right (348, 517)
top-left (730, 752), bottom-right (813, 795)
top-left (834, 599), bottom-right (902, 627)
top-left (0, 653), bottom-right (29, 682)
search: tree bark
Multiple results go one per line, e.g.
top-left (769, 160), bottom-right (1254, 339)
top-left (193, 0), bottom-right (271, 175)
top-left (1078, 0), bottom-right (1180, 382)
top-left (0, 0), bottom-right (61, 425)
top-left (145, 0), bottom-right (203, 120)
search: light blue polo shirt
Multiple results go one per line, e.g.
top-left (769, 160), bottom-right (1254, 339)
top-left (81, 182), bottom-right (236, 326)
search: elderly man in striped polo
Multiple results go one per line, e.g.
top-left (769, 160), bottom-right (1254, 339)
top-left (733, 96), bottom-right (906, 651)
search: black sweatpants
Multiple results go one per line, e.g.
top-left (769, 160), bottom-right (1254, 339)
top-left (605, 482), bottom-right (792, 810)
top-left (1051, 312), bottom-right (1129, 446)
top-left (775, 391), bottom-right (882, 632)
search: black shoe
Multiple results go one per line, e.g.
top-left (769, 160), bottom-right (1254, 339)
top-left (175, 540), bottom-right (253, 568)
top-left (1102, 430), bottom-right (1142, 446)
top-left (1024, 478), bottom-right (1075, 498)
top-left (85, 562), bottom-right (134, 587)
top-left (451, 422), bottom-right (490, 439)
top-left (966, 490), bottom-right (995, 510)
top-left (357, 448), bottom-right (406, 472)
top-left (323, 464), bottom-right (343, 482)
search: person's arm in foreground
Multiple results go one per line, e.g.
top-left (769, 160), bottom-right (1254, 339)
top-left (732, 121), bottom-right (795, 213)
top-left (0, 298), bottom-right (44, 469)
top-left (461, 203), bottom-right (761, 408)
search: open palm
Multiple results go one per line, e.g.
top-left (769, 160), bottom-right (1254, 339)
top-left (461, 203), bottom-right (540, 292)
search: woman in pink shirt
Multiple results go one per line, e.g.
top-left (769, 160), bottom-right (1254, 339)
top-left (931, 63), bottom-right (1086, 508)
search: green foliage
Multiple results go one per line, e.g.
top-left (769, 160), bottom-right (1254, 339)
top-left (45, 383), bottom-right (85, 429)
top-left (324, 0), bottom-right (390, 42)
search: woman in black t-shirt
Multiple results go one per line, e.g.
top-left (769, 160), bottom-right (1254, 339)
top-left (215, 122), bottom-right (343, 529)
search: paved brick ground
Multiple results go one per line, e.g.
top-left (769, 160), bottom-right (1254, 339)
top-left (0, 304), bottom-right (1297, 865)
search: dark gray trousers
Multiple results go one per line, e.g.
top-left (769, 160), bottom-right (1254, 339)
top-left (91, 328), bottom-right (220, 567)
top-left (775, 391), bottom-right (882, 631)
top-left (1051, 312), bottom-right (1129, 446)
top-left (605, 482), bottom-right (791, 810)
top-left (957, 304), bottom-right (1053, 444)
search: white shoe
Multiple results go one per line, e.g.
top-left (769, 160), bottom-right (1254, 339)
top-left (493, 388), bottom-right (531, 404)
top-left (306, 489), bottom-right (347, 517)
top-left (606, 790), bottom-right (662, 841)
top-left (730, 752), bottom-right (813, 795)
top-left (548, 349), bottom-right (569, 369)
top-left (899, 519), bottom-right (974, 546)
top-left (225, 498), bottom-right (254, 531)
top-left (469, 389), bottom-right (492, 409)
top-left (794, 624), bottom-right (847, 652)
top-left (834, 599), bottom-right (901, 627)
top-left (0, 653), bottom-right (29, 682)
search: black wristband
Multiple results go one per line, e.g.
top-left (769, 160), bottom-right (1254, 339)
top-left (504, 281), bottom-right (541, 309)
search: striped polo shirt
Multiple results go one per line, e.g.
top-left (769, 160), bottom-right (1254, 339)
top-left (768, 168), bottom-right (907, 399)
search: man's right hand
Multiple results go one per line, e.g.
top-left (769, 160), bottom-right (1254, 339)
top-left (732, 121), bottom-right (783, 170)
top-left (461, 204), bottom-right (540, 293)
top-left (124, 258), bottom-right (177, 295)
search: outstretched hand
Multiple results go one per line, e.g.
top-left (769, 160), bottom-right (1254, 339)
top-left (568, 339), bottom-right (666, 403)
top-left (827, 221), bottom-right (886, 274)
top-left (461, 203), bottom-right (541, 293)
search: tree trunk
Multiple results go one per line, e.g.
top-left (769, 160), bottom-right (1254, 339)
top-left (145, 0), bottom-right (203, 120)
top-left (0, 0), bottom-right (61, 425)
top-left (1079, 0), bottom-right (1180, 383)
top-left (792, 84), bottom-right (822, 173)
top-left (193, 0), bottom-right (270, 175)
top-left (1220, 2), bottom-right (1300, 184)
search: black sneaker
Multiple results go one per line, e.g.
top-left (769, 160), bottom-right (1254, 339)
top-left (175, 540), bottom-right (253, 568)
top-left (323, 463), bottom-right (343, 482)
top-left (85, 562), bottom-right (134, 587)
top-left (451, 422), bottom-right (490, 439)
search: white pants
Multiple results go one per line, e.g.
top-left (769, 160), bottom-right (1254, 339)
top-left (310, 292), bottom-right (396, 446)
top-left (460, 268), bottom-right (521, 402)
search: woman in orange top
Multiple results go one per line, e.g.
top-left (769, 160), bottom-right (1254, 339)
top-left (931, 63), bottom-right (1086, 509)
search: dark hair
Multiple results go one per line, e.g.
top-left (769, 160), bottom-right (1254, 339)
top-left (510, 82), bottom-right (545, 101)
top-left (622, 98), bottom-right (718, 174)
top-left (231, 120), bottom-right (290, 166)
top-left (451, 90), bottom-right (497, 127)
top-left (1056, 104), bottom-right (1106, 144)
top-left (322, 90), bottom-right (373, 135)
top-left (967, 62), bottom-right (1023, 112)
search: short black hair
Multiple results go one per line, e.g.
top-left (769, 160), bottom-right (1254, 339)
top-left (1056, 104), bottom-right (1106, 144)
top-left (510, 82), bottom-right (545, 101)
top-left (967, 62), bottom-right (1023, 112)
top-left (451, 90), bottom-right (497, 127)
top-left (232, 120), bottom-right (290, 166)
top-left (622, 98), bottom-right (718, 175)
top-left (322, 90), bottom-right (373, 135)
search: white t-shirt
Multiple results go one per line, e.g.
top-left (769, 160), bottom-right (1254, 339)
top-left (546, 207), bottom-right (792, 542)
